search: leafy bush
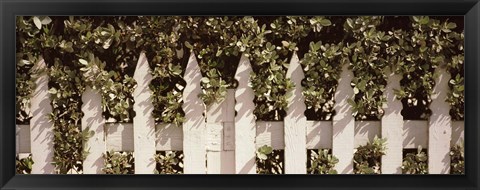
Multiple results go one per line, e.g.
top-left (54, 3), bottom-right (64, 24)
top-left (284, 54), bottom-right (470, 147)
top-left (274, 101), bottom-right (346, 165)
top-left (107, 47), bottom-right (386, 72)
top-left (16, 16), bottom-right (52, 123)
top-left (136, 17), bottom-right (186, 125)
top-left (445, 32), bottom-right (464, 121)
top-left (395, 16), bottom-right (463, 120)
top-left (402, 146), bottom-right (428, 174)
top-left (48, 59), bottom-right (92, 174)
top-left (154, 151), bottom-right (183, 174)
top-left (15, 16), bottom-right (464, 175)
top-left (301, 41), bottom-right (344, 120)
top-left (16, 154), bottom-right (34, 174)
top-left (103, 151), bottom-right (134, 174)
top-left (344, 16), bottom-right (389, 120)
top-left (353, 136), bottom-right (387, 174)
top-left (307, 149), bottom-right (338, 174)
top-left (450, 142), bottom-right (464, 174)
top-left (256, 145), bottom-right (284, 174)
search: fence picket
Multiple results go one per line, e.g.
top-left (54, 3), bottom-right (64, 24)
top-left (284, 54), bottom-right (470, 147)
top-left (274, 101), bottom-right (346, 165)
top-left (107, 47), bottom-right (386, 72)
top-left (16, 125), bottom-right (30, 154)
top-left (332, 63), bottom-right (355, 174)
top-left (234, 54), bottom-right (257, 174)
top-left (132, 52), bottom-right (156, 174)
top-left (428, 67), bottom-right (452, 174)
top-left (381, 70), bottom-right (403, 174)
top-left (206, 89), bottom-right (235, 174)
top-left (182, 52), bottom-right (207, 174)
top-left (81, 87), bottom-right (106, 174)
top-left (284, 52), bottom-right (307, 174)
top-left (15, 53), bottom-right (463, 175)
top-left (30, 59), bottom-right (55, 174)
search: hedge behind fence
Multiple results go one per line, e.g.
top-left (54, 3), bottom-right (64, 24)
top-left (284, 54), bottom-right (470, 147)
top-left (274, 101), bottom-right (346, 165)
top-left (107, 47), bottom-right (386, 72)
top-left (16, 16), bottom-right (464, 174)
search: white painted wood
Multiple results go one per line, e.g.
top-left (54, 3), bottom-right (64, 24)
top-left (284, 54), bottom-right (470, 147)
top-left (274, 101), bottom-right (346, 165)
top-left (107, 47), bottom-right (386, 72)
top-left (106, 123), bottom-right (134, 152)
top-left (182, 52), bottom-right (207, 174)
top-left (306, 121), bottom-right (332, 149)
top-left (354, 121), bottom-right (381, 147)
top-left (221, 90), bottom-right (236, 173)
top-left (256, 121), bottom-right (284, 149)
top-left (156, 123), bottom-right (183, 151)
top-left (206, 93), bottom-right (228, 123)
top-left (81, 87), bottom-right (106, 174)
top-left (225, 89), bottom-right (236, 123)
top-left (284, 52), bottom-right (307, 174)
top-left (206, 123), bottom-right (223, 152)
top-left (223, 122), bottom-right (235, 151)
top-left (428, 67), bottom-right (452, 174)
top-left (206, 88), bottom-right (235, 174)
top-left (234, 54), bottom-right (257, 174)
top-left (403, 120), bottom-right (428, 149)
top-left (451, 121), bottom-right (464, 146)
top-left (381, 70), bottom-right (404, 174)
top-left (132, 52), bottom-right (156, 174)
top-left (16, 124), bottom-right (30, 154)
top-left (30, 59), bottom-right (55, 174)
top-left (206, 149), bottom-right (236, 174)
top-left (332, 63), bottom-right (355, 174)
top-left (223, 89), bottom-right (236, 151)
top-left (18, 153), bottom-right (31, 160)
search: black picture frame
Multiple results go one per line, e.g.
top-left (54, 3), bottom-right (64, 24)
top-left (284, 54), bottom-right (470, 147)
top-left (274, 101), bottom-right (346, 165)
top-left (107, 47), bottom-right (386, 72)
top-left (1, 0), bottom-right (479, 189)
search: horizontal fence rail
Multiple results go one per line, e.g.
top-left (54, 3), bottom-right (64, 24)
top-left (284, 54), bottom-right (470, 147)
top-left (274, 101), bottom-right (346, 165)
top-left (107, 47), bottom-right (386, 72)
top-left (16, 52), bottom-right (464, 174)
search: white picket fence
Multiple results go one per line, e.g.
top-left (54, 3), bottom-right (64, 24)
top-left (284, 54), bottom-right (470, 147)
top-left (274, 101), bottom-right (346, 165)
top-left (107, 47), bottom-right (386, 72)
top-left (16, 52), bottom-right (464, 174)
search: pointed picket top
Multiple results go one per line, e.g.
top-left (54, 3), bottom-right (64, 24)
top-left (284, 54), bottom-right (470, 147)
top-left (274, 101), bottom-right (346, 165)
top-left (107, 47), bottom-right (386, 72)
top-left (285, 51), bottom-right (306, 117)
top-left (133, 52), bottom-right (153, 95)
top-left (182, 52), bottom-right (207, 174)
top-left (284, 52), bottom-right (307, 174)
top-left (381, 68), bottom-right (404, 174)
top-left (183, 52), bottom-right (204, 102)
top-left (30, 58), bottom-right (55, 174)
top-left (428, 66), bottom-right (452, 174)
top-left (234, 54), bottom-right (256, 174)
top-left (132, 52), bottom-right (156, 174)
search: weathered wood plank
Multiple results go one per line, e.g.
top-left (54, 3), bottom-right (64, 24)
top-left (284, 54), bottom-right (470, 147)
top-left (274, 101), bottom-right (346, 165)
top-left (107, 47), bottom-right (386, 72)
top-left (206, 89), bottom-right (235, 174)
top-left (256, 121), bottom-right (284, 150)
top-left (30, 59), bottom-right (55, 174)
top-left (81, 87), bottom-right (106, 174)
top-left (223, 121), bottom-right (235, 151)
top-left (182, 52), bottom-right (207, 174)
top-left (221, 90), bottom-right (236, 173)
top-left (156, 123), bottom-right (183, 151)
top-left (381, 70), bottom-right (404, 174)
top-left (403, 120), bottom-right (428, 149)
top-left (132, 52), bottom-right (156, 174)
top-left (354, 121), bottom-right (380, 147)
top-left (428, 67), bottom-right (452, 174)
top-left (332, 63), bottom-right (355, 174)
top-left (16, 124), bottom-right (31, 154)
top-left (284, 52), bottom-right (307, 174)
top-left (306, 121), bottom-right (332, 149)
top-left (106, 123), bottom-right (134, 152)
top-left (234, 54), bottom-right (257, 174)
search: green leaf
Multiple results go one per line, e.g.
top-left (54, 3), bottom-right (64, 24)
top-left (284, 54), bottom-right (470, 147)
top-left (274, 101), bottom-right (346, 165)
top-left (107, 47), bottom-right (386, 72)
top-left (33, 16), bottom-right (42, 29)
top-left (185, 41), bottom-right (193, 49)
top-left (79, 59), bottom-right (88, 66)
top-left (319, 19), bottom-right (332, 26)
top-left (40, 16), bottom-right (52, 25)
top-left (446, 22), bottom-right (457, 29)
top-left (48, 88), bottom-right (58, 94)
